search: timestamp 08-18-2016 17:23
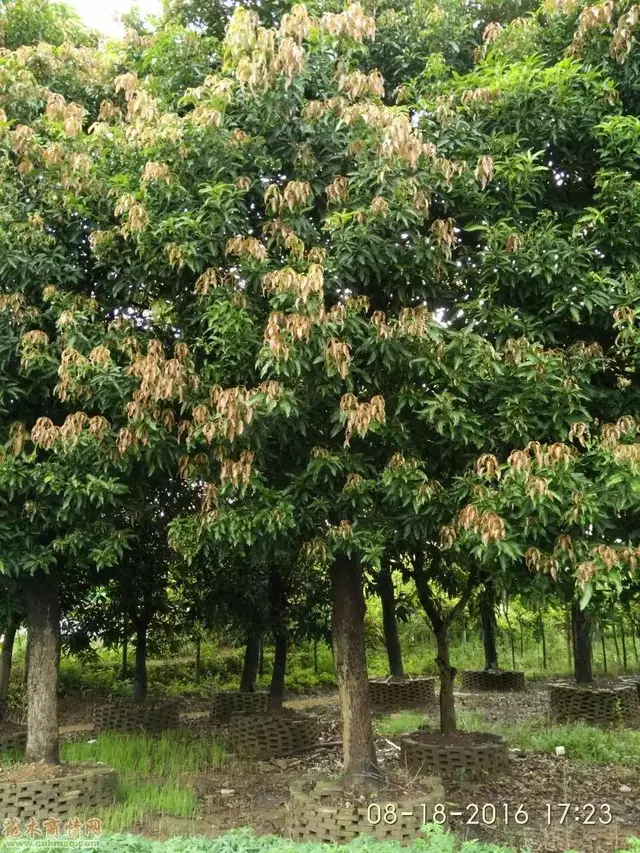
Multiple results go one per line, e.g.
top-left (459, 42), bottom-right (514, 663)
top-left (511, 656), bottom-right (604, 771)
top-left (366, 802), bottom-right (614, 827)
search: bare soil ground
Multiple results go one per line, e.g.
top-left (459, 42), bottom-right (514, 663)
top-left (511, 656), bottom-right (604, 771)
top-left (0, 762), bottom-right (105, 783)
top-left (9, 685), bottom-right (640, 851)
top-left (122, 689), bottom-right (639, 852)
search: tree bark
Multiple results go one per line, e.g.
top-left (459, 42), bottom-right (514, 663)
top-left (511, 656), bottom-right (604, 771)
top-left (434, 622), bottom-right (457, 734)
top-left (133, 619), bottom-right (148, 701)
top-left (240, 627), bottom-right (261, 692)
top-left (331, 554), bottom-right (380, 791)
top-left (572, 600), bottom-right (593, 684)
top-left (378, 567), bottom-right (404, 679)
top-left (0, 620), bottom-right (17, 716)
top-left (480, 581), bottom-right (498, 670)
top-left (268, 631), bottom-right (287, 713)
top-left (620, 621), bottom-right (628, 671)
top-left (267, 567), bottom-right (288, 714)
top-left (23, 571), bottom-right (60, 764)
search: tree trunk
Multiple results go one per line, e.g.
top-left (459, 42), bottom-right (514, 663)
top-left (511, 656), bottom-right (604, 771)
top-left (120, 636), bottom-right (128, 681)
top-left (504, 610), bottom-right (516, 670)
top-left (539, 613), bottom-right (547, 670)
top-left (601, 629), bottom-right (608, 673)
top-left (331, 554), bottom-right (380, 791)
top-left (572, 601), bottom-right (593, 684)
top-left (565, 609), bottom-right (572, 672)
top-left (240, 627), bottom-right (261, 692)
top-left (195, 634), bottom-right (202, 684)
top-left (0, 620), bottom-right (17, 715)
top-left (258, 638), bottom-right (265, 677)
top-left (434, 623), bottom-right (457, 734)
top-left (632, 625), bottom-right (639, 665)
top-left (23, 571), bottom-right (60, 764)
top-left (268, 631), bottom-right (287, 713)
top-left (133, 619), bottom-right (148, 701)
top-left (267, 567), bottom-right (288, 714)
top-left (412, 559), bottom-right (470, 736)
top-left (378, 567), bottom-right (404, 679)
top-left (480, 581), bottom-right (498, 670)
top-left (612, 622), bottom-right (621, 665)
top-left (620, 621), bottom-right (628, 671)
top-left (313, 639), bottom-right (318, 673)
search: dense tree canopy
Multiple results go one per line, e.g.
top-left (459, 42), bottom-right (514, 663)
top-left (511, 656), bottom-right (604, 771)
top-left (0, 0), bottom-right (638, 787)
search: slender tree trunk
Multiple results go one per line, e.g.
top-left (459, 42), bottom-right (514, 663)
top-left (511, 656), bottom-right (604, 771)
top-left (601, 629), bottom-right (608, 674)
top-left (0, 621), bottom-right (17, 716)
top-left (195, 634), bottom-right (202, 684)
top-left (480, 581), bottom-right (499, 670)
top-left (612, 622), bottom-right (621, 665)
top-left (133, 619), bottom-right (148, 701)
top-left (240, 626), bottom-right (261, 692)
top-left (268, 632), bottom-right (287, 714)
top-left (378, 567), bottom-right (404, 679)
top-left (632, 625), bottom-right (639, 665)
top-left (120, 636), bottom-right (128, 681)
top-left (565, 609), bottom-right (572, 672)
top-left (572, 601), bottom-right (593, 683)
top-left (461, 614), bottom-right (467, 647)
top-left (519, 620), bottom-right (524, 656)
top-left (434, 623), bottom-right (457, 734)
top-left (267, 568), bottom-right (288, 714)
top-left (313, 639), bottom-right (318, 673)
top-left (504, 611), bottom-right (516, 670)
top-left (23, 571), bottom-right (60, 764)
top-left (620, 621), bottom-right (628, 671)
top-left (331, 554), bottom-right (379, 791)
top-left (412, 559), bottom-right (472, 736)
top-left (537, 613), bottom-right (547, 670)
top-left (503, 600), bottom-right (515, 669)
top-left (258, 638), bottom-right (265, 677)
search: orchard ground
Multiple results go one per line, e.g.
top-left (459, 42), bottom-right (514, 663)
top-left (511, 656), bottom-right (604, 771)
top-left (3, 616), bottom-right (640, 853)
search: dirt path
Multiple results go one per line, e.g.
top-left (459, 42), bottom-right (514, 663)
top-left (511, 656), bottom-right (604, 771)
top-left (50, 687), bottom-right (640, 852)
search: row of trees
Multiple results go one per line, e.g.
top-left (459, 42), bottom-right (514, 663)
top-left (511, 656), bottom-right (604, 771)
top-left (0, 0), bottom-right (639, 791)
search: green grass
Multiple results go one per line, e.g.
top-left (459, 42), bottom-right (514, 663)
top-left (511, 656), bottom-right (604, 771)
top-left (502, 720), bottom-right (640, 764)
top-left (59, 731), bottom-right (227, 830)
top-left (94, 781), bottom-right (198, 831)
top-left (61, 731), bottom-right (226, 777)
top-left (375, 709), bottom-right (486, 738)
top-left (1, 733), bottom-right (218, 831)
top-left (2, 824), bottom-right (638, 853)
top-left (376, 708), bottom-right (640, 765)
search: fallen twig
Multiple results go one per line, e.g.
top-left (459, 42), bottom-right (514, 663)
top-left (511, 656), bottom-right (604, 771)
top-left (278, 739), bottom-right (342, 758)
